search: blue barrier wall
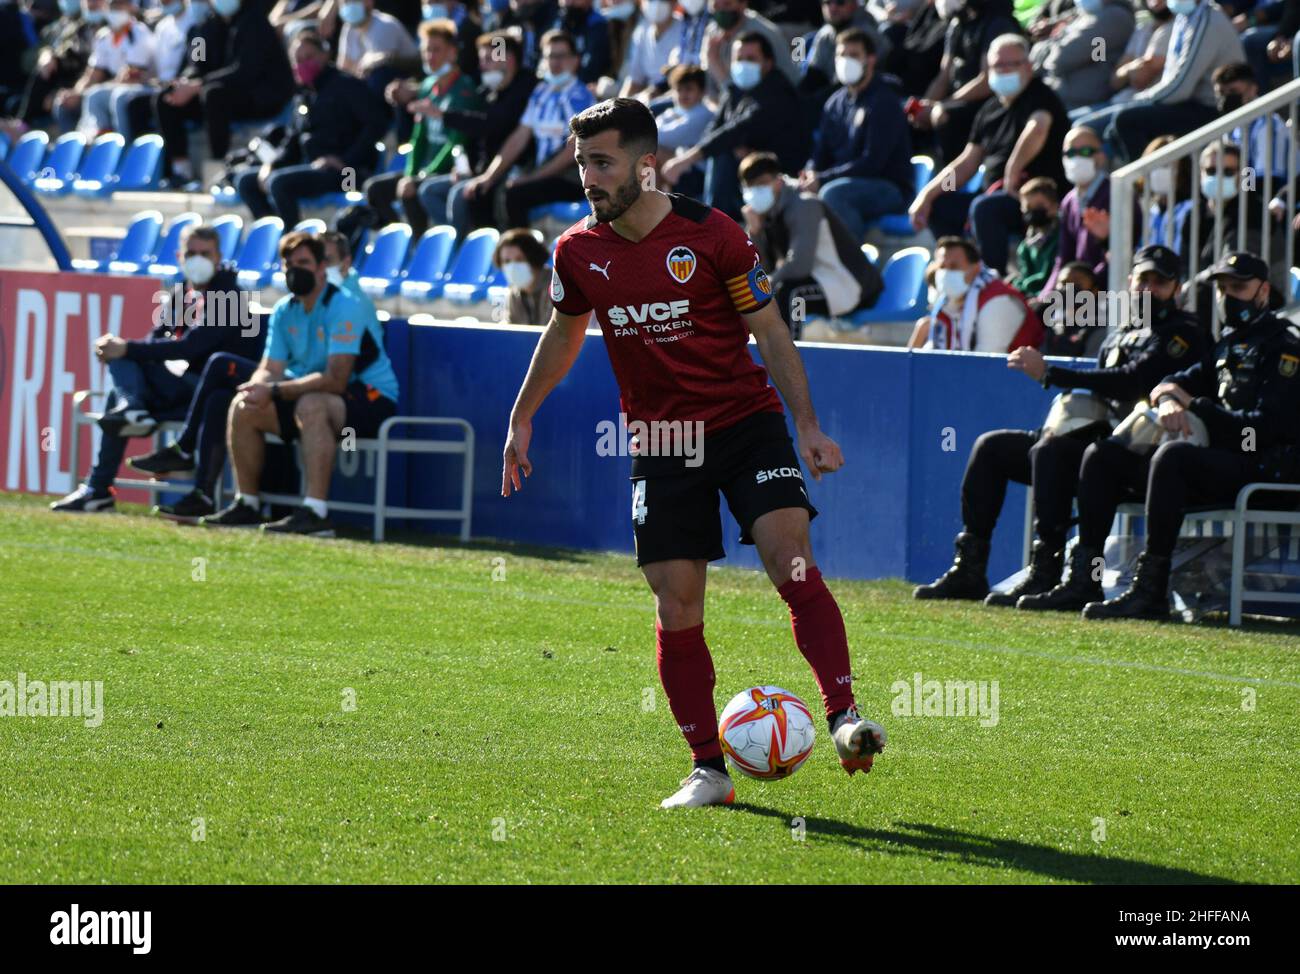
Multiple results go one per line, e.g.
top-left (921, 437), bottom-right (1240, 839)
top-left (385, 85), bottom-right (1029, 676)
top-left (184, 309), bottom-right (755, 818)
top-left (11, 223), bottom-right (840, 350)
top-left (343, 318), bottom-right (1065, 584)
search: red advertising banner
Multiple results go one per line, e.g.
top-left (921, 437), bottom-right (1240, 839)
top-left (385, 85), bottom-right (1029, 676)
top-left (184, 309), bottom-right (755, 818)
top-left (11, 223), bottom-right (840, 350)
top-left (1, 270), bottom-right (162, 497)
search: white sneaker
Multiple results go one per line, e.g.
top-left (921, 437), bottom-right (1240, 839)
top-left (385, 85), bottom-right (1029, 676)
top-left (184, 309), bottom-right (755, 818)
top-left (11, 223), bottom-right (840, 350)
top-left (831, 707), bottom-right (886, 776)
top-left (659, 766), bottom-right (735, 809)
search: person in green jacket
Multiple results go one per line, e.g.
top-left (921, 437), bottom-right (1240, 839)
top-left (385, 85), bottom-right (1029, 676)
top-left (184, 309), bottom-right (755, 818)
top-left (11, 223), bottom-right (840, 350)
top-left (363, 18), bottom-right (483, 238)
top-left (1009, 175), bottom-right (1060, 299)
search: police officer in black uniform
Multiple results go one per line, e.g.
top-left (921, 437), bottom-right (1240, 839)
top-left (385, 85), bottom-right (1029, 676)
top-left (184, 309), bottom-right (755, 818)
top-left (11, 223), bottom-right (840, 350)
top-left (916, 244), bottom-right (1205, 605)
top-left (1046, 251), bottom-right (1300, 620)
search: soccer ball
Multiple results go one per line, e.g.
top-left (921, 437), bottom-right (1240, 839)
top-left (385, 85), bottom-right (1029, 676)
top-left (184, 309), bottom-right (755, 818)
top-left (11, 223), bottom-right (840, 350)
top-left (719, 686), bottom-right (816, 780)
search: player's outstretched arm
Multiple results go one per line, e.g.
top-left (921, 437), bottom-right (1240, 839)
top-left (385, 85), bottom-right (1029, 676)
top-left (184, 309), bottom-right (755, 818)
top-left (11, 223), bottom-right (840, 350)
top-left (502, 309), bottom-right (591, 497)
top-left (745, 301), bottom-right (844, 481)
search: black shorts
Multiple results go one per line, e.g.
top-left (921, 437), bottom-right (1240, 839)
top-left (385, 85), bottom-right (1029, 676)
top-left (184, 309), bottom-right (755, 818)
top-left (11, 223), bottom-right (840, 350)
top-left (630, 410), bottom-right (818, 567)
top-left (274, 383), bottom-right (398, 443)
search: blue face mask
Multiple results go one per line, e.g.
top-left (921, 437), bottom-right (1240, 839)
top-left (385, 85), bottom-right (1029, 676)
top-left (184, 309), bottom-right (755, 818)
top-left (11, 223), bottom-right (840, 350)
top-left (212, 0), bottom-right (240, 17)
top-left (190, 0), bottom-right (211, 17)
top-left (340, 1), bottom-right (367, 23)
top-left (423, 2), bottom-right (449, 18)
top-left (59, 0), bottom-right (80, 15)
top-left (988, 69), bottom-right (1023, 99)
top-left (425, 60), bottom-right (452, 78)
top-left (82, 3), bottom-right (107, 22)
top-left (543, 69), bottom-right (573, 87)
top-left (162, 0), bottom-right (183, 15)
top-left (1168, 0), bottom-right (1197, 14)
top-left (730, 60), bottom-right (762, 90)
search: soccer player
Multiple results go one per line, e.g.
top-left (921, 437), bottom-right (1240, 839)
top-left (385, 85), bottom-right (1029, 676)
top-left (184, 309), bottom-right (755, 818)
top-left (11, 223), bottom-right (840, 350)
top-left (500, 98), bottom-right (887, 809)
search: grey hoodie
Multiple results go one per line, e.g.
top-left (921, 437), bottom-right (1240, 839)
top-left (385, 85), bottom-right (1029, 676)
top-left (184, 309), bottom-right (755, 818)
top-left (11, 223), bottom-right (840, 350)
top-left (1035, 0), bottom-right (1138, 111)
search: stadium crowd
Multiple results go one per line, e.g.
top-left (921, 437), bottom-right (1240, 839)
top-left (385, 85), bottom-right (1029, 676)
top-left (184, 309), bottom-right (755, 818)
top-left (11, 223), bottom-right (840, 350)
top-left (12, 0), bottom-right (1298, 618)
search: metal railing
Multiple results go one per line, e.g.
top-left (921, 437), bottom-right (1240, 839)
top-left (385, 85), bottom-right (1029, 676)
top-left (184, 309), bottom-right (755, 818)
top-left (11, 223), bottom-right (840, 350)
top-left (1110, 76), bottom-right (1300, 336)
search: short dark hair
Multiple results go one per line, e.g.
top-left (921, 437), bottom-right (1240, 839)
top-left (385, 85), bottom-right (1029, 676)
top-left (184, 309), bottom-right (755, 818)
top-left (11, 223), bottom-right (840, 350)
top-left (477, 30), bottom-right (522, 65)
top-left (935, 235), bottom-right (980, 264)
top-left (278, 231), bottom-right (326, 264)
top-left (1059, 260), bottom-right (1098, 288)
top-left (1212, 62), bottom-right (1256, 88)
top-left (180, 225), bottom-right (221, 257)
top-left (540, 29), bottom-right (577, 57)
top-left (321, 230), bottom-right (350, 263)
top-left (835, 27), bottom-right (876, 57)
top-left (667, 64), bottom-right (707, 90)
top-left (1020, 176), bottom-right (1059, 203)
top-left (734, 30), bottom-right (773, 61)
top-left (738, 151), bottom-right (782, 184)
top-left (495, 228), bottom-right (550, 270)
top-left (569, 98), bottom-right (659, 162)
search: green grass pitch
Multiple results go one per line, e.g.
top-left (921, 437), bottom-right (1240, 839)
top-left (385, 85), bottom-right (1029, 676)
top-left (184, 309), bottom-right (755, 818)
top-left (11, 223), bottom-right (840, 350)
top-left (2, 491), bottom-right (1298, 884)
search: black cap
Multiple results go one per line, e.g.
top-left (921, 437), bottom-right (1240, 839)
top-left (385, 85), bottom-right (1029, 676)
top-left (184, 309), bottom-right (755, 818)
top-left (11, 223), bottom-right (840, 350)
top-left (1208, 250), bottom-right (1269, 283)
top-left (1132, 244), bottom-right (1180, 280)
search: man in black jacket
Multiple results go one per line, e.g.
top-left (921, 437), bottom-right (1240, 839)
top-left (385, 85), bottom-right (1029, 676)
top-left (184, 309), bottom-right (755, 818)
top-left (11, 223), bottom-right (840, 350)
top-left (233, 30), bottom-right (389, 226)
top-left (154, 0), bottom-right (295, 185)
top-left (915, 244), bottom-right (1206, 607)
top-left (659, 30), bottom-right (806, 220)
top-left (50, 225), bottom-right (263, 514)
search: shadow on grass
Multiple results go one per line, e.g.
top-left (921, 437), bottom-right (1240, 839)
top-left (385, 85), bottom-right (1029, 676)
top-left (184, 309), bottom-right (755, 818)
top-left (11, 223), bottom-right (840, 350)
top-left (727, 804), bottom-right (1238, 884)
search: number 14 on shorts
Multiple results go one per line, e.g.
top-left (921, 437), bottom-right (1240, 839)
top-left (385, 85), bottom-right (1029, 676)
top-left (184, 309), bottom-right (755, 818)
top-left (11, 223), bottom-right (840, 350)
top-left (632, 481), bottom-right (648, 525)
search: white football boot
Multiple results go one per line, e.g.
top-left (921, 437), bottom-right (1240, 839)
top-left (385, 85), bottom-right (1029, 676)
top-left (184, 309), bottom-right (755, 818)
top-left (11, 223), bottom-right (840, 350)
top-left (831, 707), bottom-right (887, 776)
top-left (659, 766), bottom-right (736, 809)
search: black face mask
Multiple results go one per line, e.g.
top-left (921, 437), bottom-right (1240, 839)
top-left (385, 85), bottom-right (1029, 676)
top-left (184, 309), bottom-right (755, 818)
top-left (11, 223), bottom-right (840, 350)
top-left (1150, 5), bottom-right (1173, 21)
top-left (286, 266), bottom-right (317, 296)
top-left (1217, 92), bottom-right (1244, 113)
top-left (1219, 285), bottom-right (1266, 329)
top-left (1024, 207), bottom-right (1052, 228)
top-left (1149, 294), bottom-right (1176, 321)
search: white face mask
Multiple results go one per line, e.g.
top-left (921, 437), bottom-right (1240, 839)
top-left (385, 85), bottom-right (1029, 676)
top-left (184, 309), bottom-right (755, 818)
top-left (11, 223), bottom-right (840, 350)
top-left (834, 55), bottom-right (865, 87)
top-left (642, 0), bottom-right (671, 23)
top-left (1062, 155), bottom-right (1098, 185)
top-left (679, 0), bottom-right (705, 14)
top-left (107, 8), bottom-right (131, 29)
top-left (742, 183), bottom-right (776, 213)
top-left (481, 69), bottom-right (505, 89)
top-left (937, 267), bottom-right (971, 301)
top-left (1147, 166), bottom-right (1173, 196)
top-left (602, 1), bottom-right (636, 19)
top-left (935, 0), bottom-right (965, 17)
top-left (502, 260), bottom-right (534, 288)
top-left (182, 254), bottom-right (216, 286)
top-left (1201, 173), bottom-right (1238, 201)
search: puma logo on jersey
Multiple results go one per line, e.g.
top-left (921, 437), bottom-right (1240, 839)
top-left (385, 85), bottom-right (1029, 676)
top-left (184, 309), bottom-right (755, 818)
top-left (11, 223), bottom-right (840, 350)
top-left (589, 260), bottom-right (612, 280)
top-left (756, 466), bottom-right (804, 483)
top-left (607, 300), bottom-right (691, 326)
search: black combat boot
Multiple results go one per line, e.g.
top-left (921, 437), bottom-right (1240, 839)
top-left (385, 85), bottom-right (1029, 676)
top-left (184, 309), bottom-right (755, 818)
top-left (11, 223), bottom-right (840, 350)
top-left (1082, 552), bottom-right (1172, 621)
top-left (914, 532), bottom-right (990, 601)
top-left (985, 540), bottom-right (1064, 607)
top-left (1017, 544), bottom-right (1105, 611)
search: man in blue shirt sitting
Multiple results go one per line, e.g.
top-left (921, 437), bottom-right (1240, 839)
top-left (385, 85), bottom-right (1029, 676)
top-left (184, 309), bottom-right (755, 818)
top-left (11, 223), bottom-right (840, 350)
top-left (797, 27), bottom-right (912, 244)
top-left (201, 231), bottom-right (400, 537)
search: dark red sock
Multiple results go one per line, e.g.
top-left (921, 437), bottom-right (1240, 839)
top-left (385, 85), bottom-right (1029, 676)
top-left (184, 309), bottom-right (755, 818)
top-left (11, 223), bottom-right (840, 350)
top-left (655, 623), bottom-right (722, 761)
top-left (778, 566), bottom-right (856, 717)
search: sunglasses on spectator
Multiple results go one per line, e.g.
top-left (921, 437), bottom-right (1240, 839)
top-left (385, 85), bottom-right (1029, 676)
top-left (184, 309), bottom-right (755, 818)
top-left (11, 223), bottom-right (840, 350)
top-left (1063, 147), bottom-right (1101, 158)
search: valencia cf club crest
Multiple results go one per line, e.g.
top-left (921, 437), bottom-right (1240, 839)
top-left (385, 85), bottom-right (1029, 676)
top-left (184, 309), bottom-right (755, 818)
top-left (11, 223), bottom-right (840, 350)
top-left (750, 265), bottom-right (772, 298)
top-left (666, 246), bottom-right (696, 284)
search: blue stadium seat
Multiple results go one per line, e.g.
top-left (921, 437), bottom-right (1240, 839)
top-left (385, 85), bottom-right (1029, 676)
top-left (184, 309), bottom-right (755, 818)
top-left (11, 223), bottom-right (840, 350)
top-left (293, 218), bottom-right (327, 234)
top-left (234, 216), bottom-right (286, 289)
top-left (964, 165), bottom-right (985, 194)
top-left (211, 183), bottom-right (240, 207)
top-left (136, 211), bottom-right (201, 277)
top-left (1291, 266), bottom-right (1300, 302)
top-left (6, 131), bottom-right (48, 182)
top-left (846, 245), bottom-right (930, 326)
top-left (32, 132), bottom-right (86, 193)
top-left (357, 223), bottom-right (413, 298)
top-left (0, 131), bottom-right (9, 160)
top-left (208, 214), bottom-right (244, 276)
top-left (72, 210), bottom-right (163, 274)
top-left (111, 134), bottom-right (164, 192)
top-left (442, 227), bottom-right (500, 303)
top-left (398, 225), bottom-right (458, 301)
top-left (869, 155), bottom-right (933, 238)
top-left (70, 133), bottom-right (126, 197)
top-left (527, 201), bottom-right (587, 225)
top-left (387, 144), bottom-right (411, 173)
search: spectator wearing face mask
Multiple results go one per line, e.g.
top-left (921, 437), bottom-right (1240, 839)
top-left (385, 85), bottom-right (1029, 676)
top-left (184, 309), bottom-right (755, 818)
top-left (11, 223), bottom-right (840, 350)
top-left (669, 0), bottom-right (709, 68)
top-left (797, 27), bottom-right (911, 243)
top-left (1009, 175), bottom-right (1059, 299)
top-left (619, 0), bottom-right (686, 98)
top-left (364, 18), bottom-right (482, 239)
top-left (700, 0), bottom-right (799, 95)
top-left (1031, 0), bottom-right (1136, 113)
top-left (54, 0), bottom-right (154, 135)
top-left (498, 0), bottom-right (557, 73)
top-left (908, 235), bottom-right (1042, 352)
top-left (654, 64), bottom-right (712, 197)
top-left (1041, 125), bottom-right (1111, 295)
top-left (1213, 62), bottom-right (1291, 186)
top-left (1040, 260), bottom-right (1107, 358)
top-left (1139, 134), bottom-right (1194, 260)
top-left (493, 227), bottom-right (554, 324)
top-left (337, 0), bottom-right (420, 97)
top-left (876, 0), bottom-right (945, 101)
top-left (8, 0), bottom-right (98, 128)
top-left (660, 30), bottom-right (805, 219)
top-left (739, 151), bottom-right (884, 337)
top-left (551, 0), bottom-right (610, 84)
top-left (1076, 0), bottom-right (1244, 164)
top-left (799, 0), bottom-right (888, 107)
top-left (414, 30), bottom-right (534, 238)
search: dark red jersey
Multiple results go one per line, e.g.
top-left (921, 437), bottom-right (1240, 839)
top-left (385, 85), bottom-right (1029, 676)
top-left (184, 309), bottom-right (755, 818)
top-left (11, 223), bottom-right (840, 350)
top-left (550, 194), bottom-right (783, 433)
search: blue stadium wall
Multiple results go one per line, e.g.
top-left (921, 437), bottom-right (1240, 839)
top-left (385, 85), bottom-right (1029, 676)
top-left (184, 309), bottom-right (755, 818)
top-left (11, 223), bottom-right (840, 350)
top-left (333, 318), bottom-right (1064, 584)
